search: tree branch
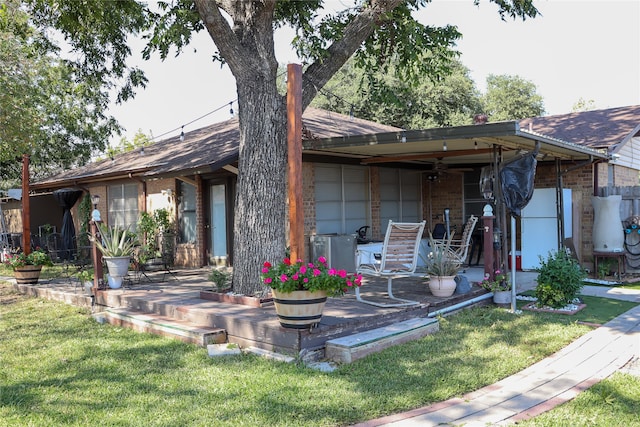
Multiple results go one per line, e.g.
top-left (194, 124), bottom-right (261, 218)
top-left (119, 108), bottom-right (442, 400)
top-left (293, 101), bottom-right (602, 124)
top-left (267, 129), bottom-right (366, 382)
top-left (301, 0), bottom-right (403, 110)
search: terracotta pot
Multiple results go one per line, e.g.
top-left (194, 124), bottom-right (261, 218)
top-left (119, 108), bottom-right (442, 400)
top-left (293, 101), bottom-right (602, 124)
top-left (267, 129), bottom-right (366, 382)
top-left (14, 265), bottom-right (43, 285)
top-left (428, 275), bottom-right (457, 297)
top-left (271, 289), bottom-right (328, 329)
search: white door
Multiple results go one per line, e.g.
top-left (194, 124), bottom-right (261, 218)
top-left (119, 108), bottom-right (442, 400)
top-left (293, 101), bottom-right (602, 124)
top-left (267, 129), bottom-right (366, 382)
top-left (210, 185), bottom-right (227, 261)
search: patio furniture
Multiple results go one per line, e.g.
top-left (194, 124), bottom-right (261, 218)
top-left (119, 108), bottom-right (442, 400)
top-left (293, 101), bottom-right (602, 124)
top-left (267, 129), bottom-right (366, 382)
top-left (356, 220), bottom-right (426, 307)
top-left (433, 215), bottom-right (478, 268)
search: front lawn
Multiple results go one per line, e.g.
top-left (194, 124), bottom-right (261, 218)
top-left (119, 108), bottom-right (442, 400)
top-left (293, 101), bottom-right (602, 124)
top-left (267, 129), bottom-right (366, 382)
top-left (0, 281), bottom-right (638, 426)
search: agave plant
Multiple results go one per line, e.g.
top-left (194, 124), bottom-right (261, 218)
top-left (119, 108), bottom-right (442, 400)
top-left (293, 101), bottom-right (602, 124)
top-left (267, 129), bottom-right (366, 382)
top-left (425, 232), bottom-right (462, 277)
top-left (90, 223), bottom-right (138, 258)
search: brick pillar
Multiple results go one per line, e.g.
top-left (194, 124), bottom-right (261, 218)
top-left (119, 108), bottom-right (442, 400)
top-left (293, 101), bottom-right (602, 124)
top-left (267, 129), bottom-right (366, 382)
top-left (195, 175), bottom-right (206, 267)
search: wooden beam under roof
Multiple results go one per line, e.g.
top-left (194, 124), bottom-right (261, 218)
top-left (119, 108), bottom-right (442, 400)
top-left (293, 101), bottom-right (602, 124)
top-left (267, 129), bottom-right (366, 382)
top-left (360, 148), bottom-right (495, 164)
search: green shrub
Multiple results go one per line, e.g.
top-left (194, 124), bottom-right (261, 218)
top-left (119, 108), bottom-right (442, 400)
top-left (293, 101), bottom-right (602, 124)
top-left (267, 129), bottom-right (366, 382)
top-left (209, 268), bottom-right (231, 291)
top-left (535, 249), bottom-right (586, 308)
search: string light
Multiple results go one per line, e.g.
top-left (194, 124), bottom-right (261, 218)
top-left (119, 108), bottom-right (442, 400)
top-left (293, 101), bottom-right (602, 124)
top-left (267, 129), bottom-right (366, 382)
top-left (229, 101), bottom-right (234, 117)
top-left (443, 140), bottom-right (447, 151)
top-left (180, 126), bottom-right (184, 142)
top-left (474, 140), bottom-right (478, 150)
top-left (401, 131), bottom-right (407, 143)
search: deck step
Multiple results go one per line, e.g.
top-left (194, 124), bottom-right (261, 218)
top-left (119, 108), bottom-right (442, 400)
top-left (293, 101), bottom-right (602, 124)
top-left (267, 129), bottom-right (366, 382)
top-left (325, 317), bottom-right (439, 364)
top-left (99, 308), bottom-right (227, 347)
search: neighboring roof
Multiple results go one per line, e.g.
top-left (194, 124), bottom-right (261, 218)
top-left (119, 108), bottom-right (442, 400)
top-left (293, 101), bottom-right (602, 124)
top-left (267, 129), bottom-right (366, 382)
top-left (519, 105), bottom-right (640, 152)
top-left (32, 107), bottom-right (400, 190)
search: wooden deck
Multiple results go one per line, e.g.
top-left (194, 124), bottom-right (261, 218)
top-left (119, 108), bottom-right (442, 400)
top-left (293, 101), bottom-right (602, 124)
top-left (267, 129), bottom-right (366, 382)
top-left (10, 267), bottom-right (538, 357)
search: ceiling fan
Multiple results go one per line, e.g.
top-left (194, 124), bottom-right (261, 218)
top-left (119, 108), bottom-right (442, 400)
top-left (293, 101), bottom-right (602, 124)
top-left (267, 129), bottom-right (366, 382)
top-left (425, 159), bottom-right (473, 176)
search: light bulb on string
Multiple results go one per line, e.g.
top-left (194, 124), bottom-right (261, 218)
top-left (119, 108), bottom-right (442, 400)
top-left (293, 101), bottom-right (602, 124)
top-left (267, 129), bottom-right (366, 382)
top-left (180, 126), bottom-right (185, 142)
top-left (229, 102), bottom-right (234, 117)
top-left (443, 140), bottom-right (447, 151)
top-left (474, 140), bottom-right (478, 150)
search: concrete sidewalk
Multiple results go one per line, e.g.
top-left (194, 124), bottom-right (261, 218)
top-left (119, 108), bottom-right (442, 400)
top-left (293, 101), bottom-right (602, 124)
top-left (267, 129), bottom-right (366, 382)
top-left (354, 285), bottom-right (640, 427)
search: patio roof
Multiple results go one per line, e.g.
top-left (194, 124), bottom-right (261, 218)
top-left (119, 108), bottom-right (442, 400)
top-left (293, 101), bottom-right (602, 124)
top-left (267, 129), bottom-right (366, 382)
top-left (303, 121), bottom-right (610, 169)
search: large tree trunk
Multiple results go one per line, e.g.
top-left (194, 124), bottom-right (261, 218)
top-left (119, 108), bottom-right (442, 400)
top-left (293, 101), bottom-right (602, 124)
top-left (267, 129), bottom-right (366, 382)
top-left (194, 0), bottom-right (405, 295)
top-left (231, 75), bottom-right (288, 296)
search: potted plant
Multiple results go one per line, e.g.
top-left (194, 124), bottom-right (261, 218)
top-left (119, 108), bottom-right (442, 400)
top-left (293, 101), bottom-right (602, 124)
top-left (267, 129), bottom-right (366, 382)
top-left (425, 234), bottom-right (462, 297)
top-left (5, 248), bottom-right (53, 284)
top-left (479, 268), bottom-right (511, 304)
top-left (89, 223), bottom-right (138, 289)
top-left (209, 268), bottom-right (232, 292)
top-left (534, 249), bottom-right (586, 309)
top-left (261, 256), bottom-right (362, 328)
top-left (137, 209), bottom-right (175, 267)
top-left (77, 270), bottom-right (94, 295)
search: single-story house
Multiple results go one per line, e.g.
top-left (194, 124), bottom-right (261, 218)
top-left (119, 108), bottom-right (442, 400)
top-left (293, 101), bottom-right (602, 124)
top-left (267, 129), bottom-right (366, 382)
top-left (28, 105), bottom-right (640, 271)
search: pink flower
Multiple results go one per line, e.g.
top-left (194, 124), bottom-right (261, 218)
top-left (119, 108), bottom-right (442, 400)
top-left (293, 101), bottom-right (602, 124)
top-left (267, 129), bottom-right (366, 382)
top-left (303, 278), bottom-right (309, 283)
top-left (346, 280), bottom-right (352, 287)
top-left (318, 256), bottom-right (327, 264)
top-left (338, 270), bottom-right (347, 278)
top-left (328, 268), bottom-right (337, 276)
top-left (292, 273), bottom-right (299, 280)
top-left (264, 277), bottom-right (272, 284)
top-left (313, 268), bottom-right (321, 277)
top-left (261, 267), bottom-right (269, 274)
top-left (283, 258), bottom-right (291, 266)
top-left (299, 265), bottom-right (307, 274)
top-left (280, 274), bottom-right (288, 282)
top-left (263, 261), bottom-right (272, 268)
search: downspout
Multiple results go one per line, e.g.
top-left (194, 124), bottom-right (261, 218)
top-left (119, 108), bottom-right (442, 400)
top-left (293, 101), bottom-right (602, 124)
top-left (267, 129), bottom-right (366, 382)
top-left (427, 293), bottom-right (493, 317)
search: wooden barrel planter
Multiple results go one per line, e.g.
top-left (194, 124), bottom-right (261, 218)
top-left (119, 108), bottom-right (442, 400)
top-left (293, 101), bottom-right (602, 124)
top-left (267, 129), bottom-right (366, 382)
top-left (14, 265), bottom-right (43, 285)
top-left (271, 289), bottom-right (328, 329)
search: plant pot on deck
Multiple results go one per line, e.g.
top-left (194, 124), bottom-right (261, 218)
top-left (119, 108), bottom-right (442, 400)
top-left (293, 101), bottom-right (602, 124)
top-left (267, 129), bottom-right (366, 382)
top-left (14, 265), bottom-right (43, 285)
top-left (492, 290), bottom-right (511, 305)
top-left (271, 289), bottom-right (328, 329)
top-left (103, 256), bottom-right (131, 289)
top-left (428, 275), bottom-right (457, 297)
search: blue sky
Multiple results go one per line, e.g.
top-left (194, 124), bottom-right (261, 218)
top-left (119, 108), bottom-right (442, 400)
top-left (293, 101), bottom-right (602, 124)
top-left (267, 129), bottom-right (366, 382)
top-left (108, 0), bottom-right (640, 145)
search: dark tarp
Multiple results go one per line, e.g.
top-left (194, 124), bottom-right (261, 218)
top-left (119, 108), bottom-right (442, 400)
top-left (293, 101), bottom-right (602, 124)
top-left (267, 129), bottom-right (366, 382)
top-left (53, 188), bottom-right (83, 259)
top-left (499, 143), bottom-right (540, 217)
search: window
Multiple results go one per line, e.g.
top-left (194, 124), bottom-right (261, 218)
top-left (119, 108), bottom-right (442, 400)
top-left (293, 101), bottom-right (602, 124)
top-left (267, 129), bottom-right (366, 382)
top-left (178, 181), bottom-right (196, 244)
top-left (379, 168), bottom-right (421, 227)
top-left (108, 183), bottom-right (139, 232)
top-left (463, 169), bottom-right (486, 220)
top-left (315, 164), bottom-right (370, 234)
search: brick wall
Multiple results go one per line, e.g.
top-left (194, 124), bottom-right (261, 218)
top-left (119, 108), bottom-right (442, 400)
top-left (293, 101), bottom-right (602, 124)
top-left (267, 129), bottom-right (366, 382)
top-left (424, 174), bottom-right (464, 233)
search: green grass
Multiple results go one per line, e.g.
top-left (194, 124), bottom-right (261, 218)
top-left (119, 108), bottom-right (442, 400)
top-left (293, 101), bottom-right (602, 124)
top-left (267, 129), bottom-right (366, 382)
top-left (0, 281), bottom-right (638, 426)
top-left (517, 372), bottom-right (640, 426)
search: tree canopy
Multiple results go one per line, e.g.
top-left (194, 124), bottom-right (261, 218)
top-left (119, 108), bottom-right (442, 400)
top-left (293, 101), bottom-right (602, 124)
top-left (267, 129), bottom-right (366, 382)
top-left (312, 57), bottom-right (484, 128)
top-left (18, 0), bottom-right (539, 294)
top-left (313, 59), bottom-right (547, 127)
top-left (0, 0), bottom-right (120, 181)
top-left (482, 73), bottom-right (545, 120)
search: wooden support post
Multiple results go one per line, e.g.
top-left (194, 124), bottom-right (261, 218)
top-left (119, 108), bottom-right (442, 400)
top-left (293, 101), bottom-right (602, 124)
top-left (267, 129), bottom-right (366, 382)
top-left (90, 220), bottom-right (103, 292)
top-left (482, 213), bottom-right (495, 281)
top-left (21, 154), bottom-right (31, 255)
top-left (287, 63), bottom-right (304, 262)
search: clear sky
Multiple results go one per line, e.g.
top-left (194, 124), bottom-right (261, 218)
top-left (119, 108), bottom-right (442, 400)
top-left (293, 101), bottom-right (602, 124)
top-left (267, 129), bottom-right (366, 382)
top-left (108, 0), bottom-right (640, 146)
